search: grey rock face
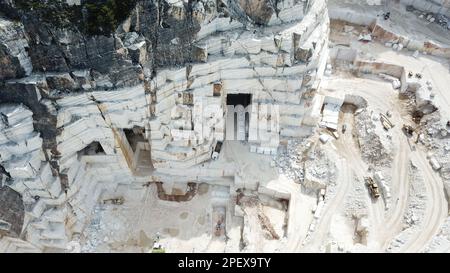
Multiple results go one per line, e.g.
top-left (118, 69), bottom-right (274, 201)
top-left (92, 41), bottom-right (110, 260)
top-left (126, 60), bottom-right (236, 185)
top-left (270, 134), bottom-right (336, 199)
top-left (0, 0), bottom-right (289, 90)
top-left (45, 73), bottom-right (76, 91)
top-left (238, 0), bottom-right (275, 25)
top-left (0, 185), bottom-right (24, 238)
top-left (0, 17), bottom-right (33, 80)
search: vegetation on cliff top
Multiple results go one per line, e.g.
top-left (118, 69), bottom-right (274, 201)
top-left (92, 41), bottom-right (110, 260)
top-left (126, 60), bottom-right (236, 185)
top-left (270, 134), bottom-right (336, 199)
top-left (11, 0), bottom-right (138, 35)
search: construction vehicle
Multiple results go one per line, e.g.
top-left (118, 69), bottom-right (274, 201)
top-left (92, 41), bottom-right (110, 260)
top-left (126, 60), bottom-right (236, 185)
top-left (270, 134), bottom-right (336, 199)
top-left (151, 242), bottom-right (165, 253)
top-left (214, 214), bottom-right (225, 237)
top-left (402, 124), bottom-right (414, 137)
top-left (401, 123), bottom-right (424, 143)
top-left (211, 141), bottom-right (223, 160)
top-left (365, 177), bottom-right (380, 199)
top-left (318, 188), bottom-right (326, 201)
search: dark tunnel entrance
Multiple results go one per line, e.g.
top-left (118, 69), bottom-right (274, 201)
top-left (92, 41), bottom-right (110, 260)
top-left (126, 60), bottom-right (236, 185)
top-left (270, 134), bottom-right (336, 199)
top-left (226, 93), bottom-right (252, 107)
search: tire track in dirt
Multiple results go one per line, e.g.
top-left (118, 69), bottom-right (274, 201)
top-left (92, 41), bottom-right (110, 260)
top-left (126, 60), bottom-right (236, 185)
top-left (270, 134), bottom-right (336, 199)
top-left (399, 151), bottom-right (447, 252)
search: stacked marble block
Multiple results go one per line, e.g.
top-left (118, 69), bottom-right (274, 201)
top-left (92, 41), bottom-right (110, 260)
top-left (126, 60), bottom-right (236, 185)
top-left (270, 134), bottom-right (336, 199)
top-left (0, 104), bottom-right (66, 250)
top-left (0, 236), bottom-right (41, 253)
top-left (148, 0), bottom-right (329, 164)
top-left (55, 85), bottom-right (149, 165)
top-left (0, 82), bottom-right (151, 250)
top-left (54, 84), bottom-right (150, 229)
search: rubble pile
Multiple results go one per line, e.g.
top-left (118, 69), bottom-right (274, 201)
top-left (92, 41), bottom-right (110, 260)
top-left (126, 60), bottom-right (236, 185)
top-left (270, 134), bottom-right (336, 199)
top-left (406, 5), bottom-right (450, 31)
top-left (272, 139), bottom-right (310, 183)
top-left (386, 162), bottom-right (428, 252)
top-left (354, 109), bottom-right (392, 167)
top-left (417, 112), bottom-right (450, 196)
top-left (403, 162), bottom-right (427, 228)
top-left (303, 148), bottom-right (338, 191)
top-left (344, 175), bottom-right (368, 217)
top-left (80, 203), bottom-right (132, 253)
top-left (424, 217), bottom-right (450, 253)
top-left (272, 138), bottom-right (338, 189)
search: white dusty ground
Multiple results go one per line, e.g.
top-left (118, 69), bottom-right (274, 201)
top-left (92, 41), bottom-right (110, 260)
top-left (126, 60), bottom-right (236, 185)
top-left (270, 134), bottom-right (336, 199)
top-left (79, 141), bottom-right (293, 253)
top-left (79, 11), bottom-right (450, 252)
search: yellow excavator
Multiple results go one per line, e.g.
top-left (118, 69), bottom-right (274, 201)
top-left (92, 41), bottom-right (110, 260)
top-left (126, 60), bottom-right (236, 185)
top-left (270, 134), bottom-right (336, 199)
top-left (365, 177), bottom-right (380, 199)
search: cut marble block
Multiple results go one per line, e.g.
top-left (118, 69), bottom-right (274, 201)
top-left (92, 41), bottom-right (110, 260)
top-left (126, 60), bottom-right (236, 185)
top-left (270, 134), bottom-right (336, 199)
top-left (4, 150), bottom-right (41, 179)
top-left (196, 17), bottom-right (244, 40)
top-left (0, 104), bottom-right (33, 125)
top-left (0, 117), bottom-right (34, 143)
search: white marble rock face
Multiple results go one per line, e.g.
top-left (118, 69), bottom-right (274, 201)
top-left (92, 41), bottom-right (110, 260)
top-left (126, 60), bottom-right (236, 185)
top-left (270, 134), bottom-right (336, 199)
top-left (0, 0), bottom-right (330, 251)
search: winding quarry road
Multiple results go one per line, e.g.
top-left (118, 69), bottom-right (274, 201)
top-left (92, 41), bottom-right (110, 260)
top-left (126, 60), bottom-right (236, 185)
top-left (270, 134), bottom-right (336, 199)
top-left (399, 150), bottom-right (447, 252)
top-left (299, 76), bottom-right (449, 252)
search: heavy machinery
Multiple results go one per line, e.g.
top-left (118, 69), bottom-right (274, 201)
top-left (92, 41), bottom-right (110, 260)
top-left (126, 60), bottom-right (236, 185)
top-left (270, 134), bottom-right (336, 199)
top-left (318, 188), bottom-right (326, 201)
top-left (402, 124), bottom-right (414, 137)
top-left (211, 141), bottom-right (223, 160)
top-left (365, 177), bottom-right (380, 199)
top-left (401, 123), bottom-right (425, 144)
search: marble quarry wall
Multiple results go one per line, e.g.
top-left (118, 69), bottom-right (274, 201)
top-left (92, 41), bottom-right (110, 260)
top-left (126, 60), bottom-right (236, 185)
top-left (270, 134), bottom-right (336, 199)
top-left (0, 0), bottom-right (329, 251)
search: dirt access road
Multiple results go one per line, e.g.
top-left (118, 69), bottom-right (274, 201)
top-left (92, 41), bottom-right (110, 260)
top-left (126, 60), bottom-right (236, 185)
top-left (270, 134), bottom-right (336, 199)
top-left (315, 76), bottom-right (448, 252)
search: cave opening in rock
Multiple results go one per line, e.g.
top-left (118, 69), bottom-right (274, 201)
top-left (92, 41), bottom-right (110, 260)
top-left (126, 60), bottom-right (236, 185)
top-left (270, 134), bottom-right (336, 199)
top-left (226, 93), bottom-right (252, 107)
top-left (124, 127), bottom-right (145, 153)
top-left (122, 126), bottom-right (153, 175)
top-left (77, 141), bottom-right (105, 157)
top-left (226, 94), bottom-right (252, 141)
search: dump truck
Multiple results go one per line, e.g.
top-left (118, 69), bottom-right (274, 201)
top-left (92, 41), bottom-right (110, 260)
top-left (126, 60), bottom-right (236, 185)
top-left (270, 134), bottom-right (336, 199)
top-left (365, 177), bottom-right (380, 199)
